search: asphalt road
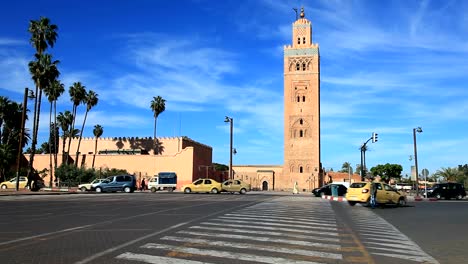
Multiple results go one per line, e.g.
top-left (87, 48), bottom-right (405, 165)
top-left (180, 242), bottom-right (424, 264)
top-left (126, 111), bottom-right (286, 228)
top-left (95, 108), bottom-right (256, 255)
top-left (0, 192), bottom-right (466, 264)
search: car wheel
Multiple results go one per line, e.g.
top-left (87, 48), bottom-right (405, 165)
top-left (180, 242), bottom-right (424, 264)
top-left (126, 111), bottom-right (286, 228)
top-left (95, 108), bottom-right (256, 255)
top-left (240, 188), bottom-right (247, 194)
top-left (435, 194), bottom-right (442, 200)
top-left (95, 187), bottom-right (102, 193)
top-left (456, 194), bottom-right (463, 200)
top-left (1, 184), bottom-right (7, 189)
top-left (397, 198), bottom-right (406, 207)
top-left (211, 188), bottom-right (219, 194)
top-left (184, 188), bottom-right (191, 194)
top-left (151, 187), bottom-right (157, 193)
top-left (348, 201), bottom-right (356, 206)
top-left (124, 186), bottom-right (131, 193)
top-left (80, 187), bottom-right (87, 192)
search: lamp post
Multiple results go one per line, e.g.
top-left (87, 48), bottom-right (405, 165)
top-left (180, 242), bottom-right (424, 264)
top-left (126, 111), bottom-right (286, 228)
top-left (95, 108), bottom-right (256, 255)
top-left (224, 116), bottom-right (233, 180)
top-left (413, 127), bottom-right (423, 197)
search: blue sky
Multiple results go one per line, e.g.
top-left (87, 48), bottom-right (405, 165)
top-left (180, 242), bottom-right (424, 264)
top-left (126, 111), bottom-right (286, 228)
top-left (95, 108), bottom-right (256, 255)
top-left (1, 0), bottom-right (467, 177)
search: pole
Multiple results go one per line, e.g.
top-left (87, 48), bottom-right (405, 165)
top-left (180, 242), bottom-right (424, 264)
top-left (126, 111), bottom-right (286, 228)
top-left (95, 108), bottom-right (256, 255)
top-left (229, 118), bottom-right (233, 180)
top-left (360, 145), bottom-right (364, 180)
top-left (413, 128), bottom-right (419, 197)
top-left (15, 88), bottom-right (28, 191)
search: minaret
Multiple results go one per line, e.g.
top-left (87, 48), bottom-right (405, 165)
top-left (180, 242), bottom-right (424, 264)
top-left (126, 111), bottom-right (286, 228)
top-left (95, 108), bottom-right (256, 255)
top-left (283, 7), bottom-right (321, 191)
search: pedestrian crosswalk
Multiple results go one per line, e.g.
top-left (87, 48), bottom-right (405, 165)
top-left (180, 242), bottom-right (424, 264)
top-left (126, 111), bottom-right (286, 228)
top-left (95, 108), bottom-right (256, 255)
top-left (347, 207), bottom-right (439, 263)
top-left (115, 196), bottom-right (438, 264)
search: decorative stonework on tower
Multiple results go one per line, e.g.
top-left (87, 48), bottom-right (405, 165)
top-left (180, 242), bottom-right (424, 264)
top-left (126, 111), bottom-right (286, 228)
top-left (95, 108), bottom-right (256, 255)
top-left (283, 7), bottom-right (321, 190)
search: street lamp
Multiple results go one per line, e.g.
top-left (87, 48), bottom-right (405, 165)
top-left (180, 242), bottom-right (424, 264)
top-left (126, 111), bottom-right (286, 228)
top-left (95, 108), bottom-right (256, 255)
top-left (224, 116), bottom-right (233, 180)
top-left (413, 127), bottom-right (423, 197)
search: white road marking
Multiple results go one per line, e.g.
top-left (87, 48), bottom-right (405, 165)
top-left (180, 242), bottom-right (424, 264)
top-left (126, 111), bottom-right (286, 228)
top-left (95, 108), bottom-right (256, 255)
top-left (220, 214), bottom-right (337, 226)
top-left (157, 236), bottom-right (343, 259)
top-left (176, 230), bottom-right (341, 250)
top-left (200, 221), bottom-right (340, 236)
top-left (116, 252), bottom-right (210, 264)
top-left (210, 218), bottom-right (338, 231)
top-left (137, 243), bottom-right (326, 264)
top-left (188, 225), bottom-right (340, 242)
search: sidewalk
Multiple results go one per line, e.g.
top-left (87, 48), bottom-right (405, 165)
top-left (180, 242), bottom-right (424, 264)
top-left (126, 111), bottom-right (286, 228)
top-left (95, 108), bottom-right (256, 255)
top-left (0, 187), bottom-right (79, 196)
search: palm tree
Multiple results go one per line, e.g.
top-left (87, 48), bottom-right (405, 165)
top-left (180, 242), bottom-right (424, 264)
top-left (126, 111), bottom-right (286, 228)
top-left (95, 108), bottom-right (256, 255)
top-left (27, 16), bottom-right (58, 189)
top-left (150, 96), bottom-right (166, 154)
top-left (433, 167), bottom-right (463, 182)
top-left (75, 90), bottom-right (98, 166)
top-left (43, 79), bottom-right (64, 186)
top-left (0, 96), bottom-right (12, 142)
top-left (66, 82), bottom-right (86, 165)
top-left (92, 125), bottom-right (103, 169)
top-left (57, 111), bottom-right (73, 164)
top-left (27, 53), bottom-right (60, 187)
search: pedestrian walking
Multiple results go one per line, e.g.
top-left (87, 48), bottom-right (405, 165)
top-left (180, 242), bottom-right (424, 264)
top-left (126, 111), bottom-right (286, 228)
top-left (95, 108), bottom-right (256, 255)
top-left (141, 178), bottom-right (146, 191)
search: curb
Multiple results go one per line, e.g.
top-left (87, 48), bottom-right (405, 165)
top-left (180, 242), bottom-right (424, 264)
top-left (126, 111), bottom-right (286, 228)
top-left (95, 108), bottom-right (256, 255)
top-left (322, 195), bottom-right (347, 202)
top-left (413, 196), bottom-right (437, 202)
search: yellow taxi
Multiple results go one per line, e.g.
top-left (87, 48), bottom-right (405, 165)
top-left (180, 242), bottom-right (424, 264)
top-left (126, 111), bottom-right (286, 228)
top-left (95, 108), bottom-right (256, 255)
top-left (221, 179), bottom-right (251, 194)
top-left (346, 181), bottom-right (406, 207)
top-left (182, 178), bottom-right (222, 194)
top-left (0, 176), bottom-right (28, 189)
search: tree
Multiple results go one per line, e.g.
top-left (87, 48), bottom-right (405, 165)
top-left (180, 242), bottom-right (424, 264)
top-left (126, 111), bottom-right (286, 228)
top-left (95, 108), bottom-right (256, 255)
top-left (369, 163), bottom-right (403, 183)
top-left (43, 79), bottom-right (64, 186)
top-left (27, 16), bottom-right (58, 189)
top-left (434, 167), bottom-right (463, 182)
top-left (92, 124), bottom-right (103, 169)
top-left (75, 90), bottom-right (98, 166)
top-left (0, 97), bottom-right (30, 182)
top-left (66, 82), bottom-right (86, 164)
top-left (27, 53), bottom-right (60, 187)
top-left (57, 111), bottom-right (73, 164)
top-left (339, 162), bottom-right (353, 174)
top-left (150, 96), bottom-right (166, 154)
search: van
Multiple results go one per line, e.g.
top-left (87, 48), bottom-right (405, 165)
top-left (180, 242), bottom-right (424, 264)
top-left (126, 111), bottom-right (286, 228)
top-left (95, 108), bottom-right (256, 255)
top-left (94, 175), bottom-right (137, 193)
top-left (426, 182), bottom-right (466, 200)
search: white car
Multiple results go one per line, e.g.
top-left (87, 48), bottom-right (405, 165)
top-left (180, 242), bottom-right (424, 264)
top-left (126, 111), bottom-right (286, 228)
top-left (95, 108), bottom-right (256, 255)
top-left (78, 179), bottom-right (105, 192)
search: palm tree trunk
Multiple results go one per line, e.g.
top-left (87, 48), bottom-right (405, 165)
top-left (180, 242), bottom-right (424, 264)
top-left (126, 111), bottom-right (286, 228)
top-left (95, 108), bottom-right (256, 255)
top-left (27, 85), bottom-right (40, 188)
top-left (92, 137), bottom-right (97, 169)
top-left (66, 105), bottom-right (77, 165)
top-left (75, 110), bottom-right (88, 166)
top-left (53, 100), bottom-right (58, 186)
top-left (48, 101), bottom-right (53, 187)
top-left (153, 117), bottom-right (157, 154)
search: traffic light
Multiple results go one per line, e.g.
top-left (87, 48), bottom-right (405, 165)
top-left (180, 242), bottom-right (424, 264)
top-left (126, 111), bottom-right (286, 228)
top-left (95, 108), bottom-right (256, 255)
top-left (372, 132), bottom-right (378, 143)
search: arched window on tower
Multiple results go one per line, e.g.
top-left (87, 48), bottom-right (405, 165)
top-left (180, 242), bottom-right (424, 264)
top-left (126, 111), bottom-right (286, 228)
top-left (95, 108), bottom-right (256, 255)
top-left (297, 96), bottom-right (300, 102)
top-left (299, 119), bottom-right (303, 125)
top-left (303, 37), bottom-right (306, 44)
top-left (303, 96), bottom-right (306, 102)
top-left (300, 166), bottom-right (303, 173)
top-left (296, 63), bottom-right (300, 71)
top-left (302, 63), bottom-right (306, 71)
top-left (300, 130), bottom-right (303, 137)
top-left (297, 38), bottom-right (301, 44)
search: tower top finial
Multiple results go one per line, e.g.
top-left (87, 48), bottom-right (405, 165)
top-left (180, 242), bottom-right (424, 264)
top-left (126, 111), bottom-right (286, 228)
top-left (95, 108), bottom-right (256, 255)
top-left (300, 7), bottom-right (305, 18)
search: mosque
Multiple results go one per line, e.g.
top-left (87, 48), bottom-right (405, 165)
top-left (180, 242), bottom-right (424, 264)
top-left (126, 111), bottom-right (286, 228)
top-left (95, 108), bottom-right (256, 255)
top-left (32, 8), bottom-right (336, 191)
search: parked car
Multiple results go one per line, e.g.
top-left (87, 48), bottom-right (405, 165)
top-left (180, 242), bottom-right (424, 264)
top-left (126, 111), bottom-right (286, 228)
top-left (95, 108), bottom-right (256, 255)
top-left (426, 182), bottom-right (466, 200)
top-left (94, 175), bottom-right (137, 193)
top-left (0, 176), bottom-right (28, 189)
top-left (182, 178), bottom-right (222, 194)
top-left (312, 184), bottom-right (347, 197)
top-left (221, 179), bottom-right (251, 194)
top-left (78, 179), bottom-right (106, 192)
top-left (346, 182), bottom-right (406, 207)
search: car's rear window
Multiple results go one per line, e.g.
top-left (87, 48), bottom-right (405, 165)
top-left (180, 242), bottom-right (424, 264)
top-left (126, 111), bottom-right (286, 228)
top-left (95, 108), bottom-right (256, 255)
top-left (350, 183), bottom-right (367, 188)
